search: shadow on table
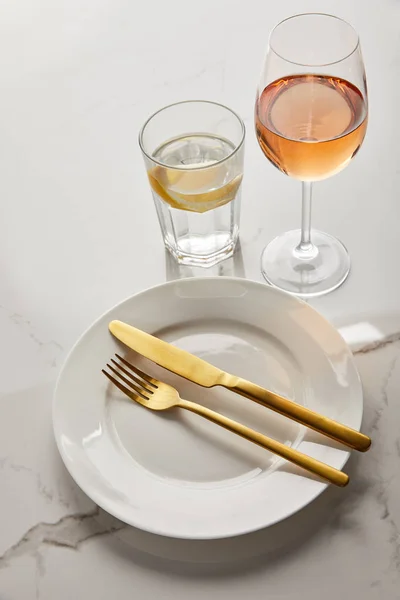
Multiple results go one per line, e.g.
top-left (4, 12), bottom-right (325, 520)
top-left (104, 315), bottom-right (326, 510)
top-left (93, 450), bottom-right (369, 578)
top-left (165, 240), bottom-right (246, 281)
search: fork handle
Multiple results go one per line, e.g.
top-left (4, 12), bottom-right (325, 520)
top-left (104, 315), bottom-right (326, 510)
top-left (178, 399), bottom-right (349, 487)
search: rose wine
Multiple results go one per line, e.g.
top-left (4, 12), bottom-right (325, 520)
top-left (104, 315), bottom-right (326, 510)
top-left (255, 74), bottom-right (367, 181)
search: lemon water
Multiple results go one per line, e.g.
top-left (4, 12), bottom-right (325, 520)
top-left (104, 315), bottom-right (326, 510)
top-left (148, 134), bottom-right (242, 266)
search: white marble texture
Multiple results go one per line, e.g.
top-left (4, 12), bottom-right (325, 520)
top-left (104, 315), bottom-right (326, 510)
top-left (0, 0), bottom-right (399, 597)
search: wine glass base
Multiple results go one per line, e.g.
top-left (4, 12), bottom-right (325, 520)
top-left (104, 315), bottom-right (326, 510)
top-left (261, 229), bottom-right (350, 298)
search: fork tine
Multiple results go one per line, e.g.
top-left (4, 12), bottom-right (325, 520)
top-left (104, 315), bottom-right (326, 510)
top-left (111, 358), bottom-right (154, 394)
top-left (106, 363), bottom-right (150, 400)
top-left (102, 369), bottom-right (147, 406)
top-left (115, 354), bottom-right (158, 387)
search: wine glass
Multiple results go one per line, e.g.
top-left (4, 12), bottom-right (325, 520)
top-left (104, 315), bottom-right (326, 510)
top-left (255, 13), bottom-right (368, 297)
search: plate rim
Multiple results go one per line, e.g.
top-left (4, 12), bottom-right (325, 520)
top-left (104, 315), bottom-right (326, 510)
top-left (53, 276), bottom-right (363, 539)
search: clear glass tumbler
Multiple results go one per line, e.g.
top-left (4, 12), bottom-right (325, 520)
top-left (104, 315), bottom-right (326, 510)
top-left (139, 101), bottom-right (245, 267)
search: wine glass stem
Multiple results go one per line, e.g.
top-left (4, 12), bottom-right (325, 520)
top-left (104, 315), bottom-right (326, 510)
top-left (295, 181), bottom-right (318, 259)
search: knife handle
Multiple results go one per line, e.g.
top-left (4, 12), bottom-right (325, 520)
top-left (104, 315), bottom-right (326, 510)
top-left (226, 378), bottom-right (371, 452)
top-left (179, 399), bottom-right (348, 487)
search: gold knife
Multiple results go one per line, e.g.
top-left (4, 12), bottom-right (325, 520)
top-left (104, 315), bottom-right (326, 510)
top-left (109, 320), bottom-right (371, 452)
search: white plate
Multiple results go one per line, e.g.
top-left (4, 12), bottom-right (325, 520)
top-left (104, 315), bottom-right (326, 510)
top-left (53, 277), bottom-right (362, 539)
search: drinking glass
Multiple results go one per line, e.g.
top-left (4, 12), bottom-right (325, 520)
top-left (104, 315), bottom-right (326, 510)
top-left (139, 101), bottom-right (245, 267)
top-left (255, 13), bottom-right (368, 296)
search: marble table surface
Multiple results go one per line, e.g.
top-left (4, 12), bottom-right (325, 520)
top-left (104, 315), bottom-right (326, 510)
top-left (1, 0), bottom-right (399, 598)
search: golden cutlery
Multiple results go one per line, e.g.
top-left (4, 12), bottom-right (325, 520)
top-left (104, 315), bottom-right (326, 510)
top-left (109, 320), bottom-right (371, 452)
top-left (102, 354), bottom-right (349, 487)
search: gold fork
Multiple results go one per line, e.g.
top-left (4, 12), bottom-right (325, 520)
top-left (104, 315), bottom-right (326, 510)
top-left (102, 354), bottom-right (349, 487)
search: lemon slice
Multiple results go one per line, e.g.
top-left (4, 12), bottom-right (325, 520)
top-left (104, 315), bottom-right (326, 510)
top-left (147, 165), bottom-right (242, 213)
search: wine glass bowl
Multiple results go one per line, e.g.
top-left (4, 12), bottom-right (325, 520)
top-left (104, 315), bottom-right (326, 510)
top-left (255, 14), bottom-right (368, 297)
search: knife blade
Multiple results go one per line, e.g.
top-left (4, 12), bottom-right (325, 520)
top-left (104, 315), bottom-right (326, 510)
top-left (109, 319), bottom-right (226, 387)
top-left (109, 320), bottom-right (371, 452)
